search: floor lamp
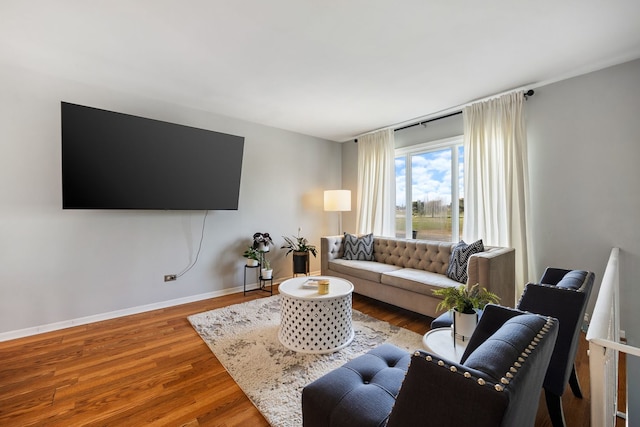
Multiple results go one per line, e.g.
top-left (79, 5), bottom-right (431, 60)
top-left (324, 190), bottom-right (351, 235)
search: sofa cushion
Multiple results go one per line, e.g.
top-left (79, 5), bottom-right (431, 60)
top-left (381, 268), bottom-right (461, 296)
top-left (329, 259), bottom-right (402, 283)
top-left (342, 233), bottom-right (374, 261)
top-left (446, 239), bottom-right (484, 283)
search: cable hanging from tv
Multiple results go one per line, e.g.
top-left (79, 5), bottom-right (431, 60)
top-left (176, 210), bottom-right (209, 279)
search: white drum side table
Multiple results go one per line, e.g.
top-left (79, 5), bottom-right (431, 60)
top-left (278, 276), bottom-right (354, 354)
top-left (422, 327), bottom-right (469, 363)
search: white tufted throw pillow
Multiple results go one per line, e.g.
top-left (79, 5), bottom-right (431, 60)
top-left (446, 239), bottom-right (484, 283)
top-left (342, 233), bottom-right (374, 261)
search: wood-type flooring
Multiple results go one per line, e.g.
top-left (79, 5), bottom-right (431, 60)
top-left (0, 284), bottom-right (625, 426)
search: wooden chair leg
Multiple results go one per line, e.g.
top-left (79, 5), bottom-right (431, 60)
top-left (545, 389), bottom-right (566, 427)
top-left (568, 363), bottom-right (583, 398)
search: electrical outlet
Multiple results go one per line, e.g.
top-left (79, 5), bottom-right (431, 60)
top-left (164, 274), bottom-right (177, 282)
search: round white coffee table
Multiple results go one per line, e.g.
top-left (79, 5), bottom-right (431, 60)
top-left (278, 276), bottom-right (354, 354)
top-left (422, 327), bottom-right (469, 363)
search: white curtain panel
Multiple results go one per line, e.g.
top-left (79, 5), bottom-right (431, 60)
top-left (463, 91), bottom-right (533, 300)
top-left (356, 128), bottom-right (395, 236)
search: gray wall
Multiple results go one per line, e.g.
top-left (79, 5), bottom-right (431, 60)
top-left (341, 141), bottom-right (358, 235)
top-left (0, 62), bottom-right (343, 336)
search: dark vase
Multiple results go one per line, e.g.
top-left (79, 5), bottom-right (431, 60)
top-left (292, 251), bottom-right (309, 275)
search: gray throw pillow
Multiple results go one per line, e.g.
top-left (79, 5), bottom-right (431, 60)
top-left (342, 233), bottom-right (374, 261)
top-left (446, 239), bottom-right (484, 283)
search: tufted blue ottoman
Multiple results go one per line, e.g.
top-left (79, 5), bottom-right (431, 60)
top-left (302, 343), bottom-right (411, 427)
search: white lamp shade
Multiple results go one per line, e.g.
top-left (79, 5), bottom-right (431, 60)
top-left (324, 190), bottom-right (351, 212)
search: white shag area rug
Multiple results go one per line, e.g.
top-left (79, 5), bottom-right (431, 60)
top-left (188, 295), bottom-right (424, 427)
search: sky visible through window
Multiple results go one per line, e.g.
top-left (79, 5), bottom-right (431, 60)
top-left (395, 147), bottom-right (464, 209)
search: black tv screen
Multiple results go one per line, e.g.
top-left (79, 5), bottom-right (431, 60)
top-left (61, 102), bottom-right (244, 210)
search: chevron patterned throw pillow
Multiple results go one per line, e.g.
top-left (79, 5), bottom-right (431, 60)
top-left (446, 239), bottom-right (484, 283)
top-left (342, 233), bottom-right (374, 261)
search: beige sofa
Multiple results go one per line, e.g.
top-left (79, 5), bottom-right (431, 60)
top-left (321, 235), bottom-right (516, 318)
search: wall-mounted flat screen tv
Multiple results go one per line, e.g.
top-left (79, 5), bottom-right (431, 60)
top-left (61, 102), bottom-right (244, 210)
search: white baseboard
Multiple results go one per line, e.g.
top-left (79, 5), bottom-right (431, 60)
top-left (0, 273), bottom-right (325, 343)
top-left (0, 284), bottom-right (247, 342)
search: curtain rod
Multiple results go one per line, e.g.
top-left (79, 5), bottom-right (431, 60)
top-left (354, 89), bottom-right (534, 142)
top-left (393, 110), bottom-right (462, 132)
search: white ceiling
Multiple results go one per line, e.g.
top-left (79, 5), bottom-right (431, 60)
top-left (2, 1), bottom-right (640, 141)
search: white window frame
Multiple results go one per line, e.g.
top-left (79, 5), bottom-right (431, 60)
top-left (395, 135), bottom-right (464, 242)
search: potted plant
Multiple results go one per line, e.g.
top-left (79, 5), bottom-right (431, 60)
top-left (243, 246), bottom-right (260, 267)
top-left (261, 259), bottom-right (273, 279)
top-left (252, 232), bottom-right (274, 253)
top-left (281, 228), bottom-right (317, 275)
top-left (432, 284), bottom-right (500, 341)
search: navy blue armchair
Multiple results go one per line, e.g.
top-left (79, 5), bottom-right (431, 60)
top-left (431, 267), bottom-right (594, 427)
top-left (302, 304), bottom-right (559, 427)
top-left (517, 268), bottom-right (594, 427)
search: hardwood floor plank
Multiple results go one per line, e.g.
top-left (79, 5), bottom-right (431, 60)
top-left (0, 287), bottom-right (597, 426)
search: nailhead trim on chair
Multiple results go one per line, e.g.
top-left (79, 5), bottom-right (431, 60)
top-left (415, 316), bottom-right (555, 393)
top-left (498, 316), bottom-right (554, 391)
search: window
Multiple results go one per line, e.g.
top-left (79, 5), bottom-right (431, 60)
top-left (395, 136), bottom-right (464, 242)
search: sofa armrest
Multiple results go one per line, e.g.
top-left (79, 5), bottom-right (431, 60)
top-left (467, 247), bottom-right (516, 308)
top-left (321, 236), bottom-right (344, 274)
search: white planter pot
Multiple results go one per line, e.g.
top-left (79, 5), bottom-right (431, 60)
top-left (246, 259), bottom-right (259, 267)
top-left (452, 310), bottom-right (478, 342)
top-left (261, 269), bottom-right (273, 279)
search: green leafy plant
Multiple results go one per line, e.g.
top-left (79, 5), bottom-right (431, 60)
top-left (281, 228), bottom-right (317, 257)
top-left (433, 284), bottom-right (500, 314)
top-left (243, 246), bottom-right (260, 261)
